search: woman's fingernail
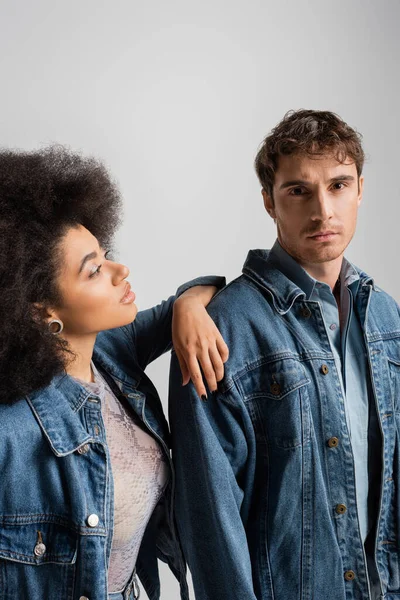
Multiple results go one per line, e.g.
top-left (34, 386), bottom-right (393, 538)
top-left (201, 394), bottom-right (208, 402)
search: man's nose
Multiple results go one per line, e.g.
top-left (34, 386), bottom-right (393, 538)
top-left (310, 189), bottom-right (334, 222)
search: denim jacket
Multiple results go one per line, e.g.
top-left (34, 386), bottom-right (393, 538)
top-left (0, 276), bottom-right (224, 600)
top-left (169, 250), bottom-right (400, 600)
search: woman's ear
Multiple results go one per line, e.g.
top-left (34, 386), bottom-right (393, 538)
top-left (32, 302), bottom-right (57, 325)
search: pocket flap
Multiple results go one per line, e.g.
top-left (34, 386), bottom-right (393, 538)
top-left (241, 357), bottom-right (310, 401)
top-left (0, 520), bottom-right (78, 565)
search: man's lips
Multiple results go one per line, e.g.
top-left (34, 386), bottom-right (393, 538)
top-left (308, 231), bottom-right (338, 241)
top-left (120, 282), bottom-right (136, 304)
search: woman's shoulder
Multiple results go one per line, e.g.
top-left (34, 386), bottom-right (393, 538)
top-left (0, 396), bottom-right (43, 456)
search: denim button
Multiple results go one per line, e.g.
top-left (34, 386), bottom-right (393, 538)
top-left (87, 514), bottom-right (99, 527)
top-left (321, 364), bottom-right (329, 375)
top-left (270, 383), bottom-right (281, 396)
top-left (78, 444), bottom-right (90, 455)
top-left (328, 437), bottom-right (339, 448)
top-left (344, 570), bottom-right (356, 581)
top-left (34, 542), bottom-right (46, 557)
top-left (336, 504), bottom-right (347, 514)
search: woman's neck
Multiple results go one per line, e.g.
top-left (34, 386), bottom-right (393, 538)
top-left (63, 333), bottom-right (97, 382)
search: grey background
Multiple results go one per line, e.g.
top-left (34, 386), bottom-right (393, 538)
top-left (0, 0), bottom-right (399, 597)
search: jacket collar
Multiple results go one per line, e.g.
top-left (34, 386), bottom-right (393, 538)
top-left (242, 242), bottom-right (374, 315)
top-left (26, 372), bottom-right (94, 457)
top-left (26, 343), bottom-right (141, 457)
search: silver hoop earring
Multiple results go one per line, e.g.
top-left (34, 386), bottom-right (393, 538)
top-left (48, 319), bottom-right (64, 335)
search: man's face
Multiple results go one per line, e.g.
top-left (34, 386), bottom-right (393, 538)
top-left (263, 153), bottom-right (364, 266)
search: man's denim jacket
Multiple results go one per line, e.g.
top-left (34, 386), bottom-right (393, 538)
top-left (0, 276), bottom-right (224, 600)
top-left (169, 250), bottom-right (400, 600)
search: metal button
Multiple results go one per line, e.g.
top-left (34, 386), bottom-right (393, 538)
top-left (270, 383), bottom-right (281, 396)
top-left (344, 570), bottom-right (356, 581)
top-left (328, 437), bottom-right (339, 448)
top-left (321, 364), bottom-right (329, 375)
top-left (329, 323), bottom-right (337, 331)
top-left (79, 597), bottom-right (90, 600)
top-left (87, 514), bottom-right (99, 528)
top-left (78, 444), bottom-right (90, 455)
top-left (34, 542), bottom-right (46, 557)
top-left (300, 307), bottom-right (311, 319)
top-left (94, 425), bottom-right (100, 435)
top-left (336, 503), bottom-right (347, 514)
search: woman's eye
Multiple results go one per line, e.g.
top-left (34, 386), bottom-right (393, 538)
top-left (88, 250), bottom-right (111, 278)
top-left (89, 264), bottom-right (102, 278)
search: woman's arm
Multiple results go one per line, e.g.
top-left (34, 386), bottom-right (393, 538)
top-left (132, 276), bottom-right (228, 396)
top-left (172, 286), bottom-right (229, 399)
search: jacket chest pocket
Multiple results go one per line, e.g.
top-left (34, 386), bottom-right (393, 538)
top-left (0, 520), bottom-right (77, 600)
top-left (238, 357), bottom-right (311, 449)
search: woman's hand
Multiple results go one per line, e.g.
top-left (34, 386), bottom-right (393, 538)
top-left (172, 287), bottom-right (229, 400)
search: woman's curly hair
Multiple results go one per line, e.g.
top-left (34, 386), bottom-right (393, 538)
top-left (0, 146), bottom-right (122, 404)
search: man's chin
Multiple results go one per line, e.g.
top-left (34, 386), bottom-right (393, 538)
top-left (301, 246), bottom-right (344, 264)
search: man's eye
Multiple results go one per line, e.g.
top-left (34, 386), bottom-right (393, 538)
top-left (289, 187), bottom-right (305, 196)
top-left (332, 182), bottom-right (345, 190)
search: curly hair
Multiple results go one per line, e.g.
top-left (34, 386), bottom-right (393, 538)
top-left (0, 146), bottom-right (123, 404)
top-left (254, 109), bottom-right (365, 198)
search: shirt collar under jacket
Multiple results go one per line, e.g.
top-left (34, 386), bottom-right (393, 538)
top-left (242, 239), bottom-right (374, 316)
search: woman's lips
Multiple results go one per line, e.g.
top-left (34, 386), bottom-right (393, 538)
top-left (120, 283), bottom-right (136, 304)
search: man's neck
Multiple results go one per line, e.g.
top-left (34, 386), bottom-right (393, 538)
top-left (298, 256), bottom-right (343, 291)
top-left (276, 239), bottom-right (344, 291)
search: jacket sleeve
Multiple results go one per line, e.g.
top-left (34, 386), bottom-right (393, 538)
top-left (132, 276), bottom-right (225, 371)
top-left (168, 351), bottom-right (258, 600)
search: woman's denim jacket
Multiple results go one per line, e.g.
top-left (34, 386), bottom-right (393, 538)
top-left (0, 276), bottom-right (224, 600)
top-left (169, 250), bottom-right (400, 600)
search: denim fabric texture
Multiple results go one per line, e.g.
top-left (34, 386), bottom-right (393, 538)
top-left (169, 249), bottom-right (400, 600)
top-left (0, 275), bottom-right (225, 600)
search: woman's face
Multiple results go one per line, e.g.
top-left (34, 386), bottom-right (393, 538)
top-left (50, 224), bottom-right (137, 335)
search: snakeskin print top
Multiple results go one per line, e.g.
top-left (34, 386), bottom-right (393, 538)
top-left (77, 363), bottom-right (169, 594)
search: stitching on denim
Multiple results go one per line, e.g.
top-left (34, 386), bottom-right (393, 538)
top-left (0, 516), bottom-right (107, 538)
top-left (245, 378), bottom-right (310, 402)
top-left (0, 548), bottom-right (75, 561)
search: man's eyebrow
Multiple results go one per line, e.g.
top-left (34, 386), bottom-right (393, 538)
top-left (79, 251), bottom-right (97, 274)
top-left (279, 175), bottom-right (355, 190)
top-left (279, 179), bottom-right (309, 190)
top-left (329, 175), bottom-right (355, 183)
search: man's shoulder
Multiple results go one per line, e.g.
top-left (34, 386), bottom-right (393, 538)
top-left (207, 274), bottom-right (271, 317)
top-left (366, 283), bottom-right (400, 331)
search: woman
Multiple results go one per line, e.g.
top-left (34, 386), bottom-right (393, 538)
top-left (0, 146), bottom-right (228, 600)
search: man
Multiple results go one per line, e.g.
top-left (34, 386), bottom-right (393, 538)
top-left (169, 110), bottom-right (400, 600)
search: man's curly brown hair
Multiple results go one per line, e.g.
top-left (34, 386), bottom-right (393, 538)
top-left (0, 146), bottom-right (122, 404)
top-left (254, 109), bottom-right (365, 199)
